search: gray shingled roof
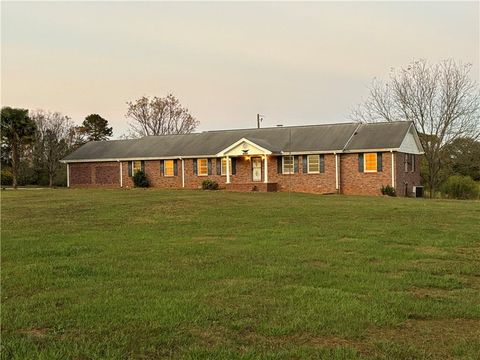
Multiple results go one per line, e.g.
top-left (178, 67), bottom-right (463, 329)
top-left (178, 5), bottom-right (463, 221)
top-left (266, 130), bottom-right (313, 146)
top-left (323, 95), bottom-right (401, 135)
top-left (63, 121), bottom-right (413, 161)
top-left (344, 121), bottom-right (413, 151)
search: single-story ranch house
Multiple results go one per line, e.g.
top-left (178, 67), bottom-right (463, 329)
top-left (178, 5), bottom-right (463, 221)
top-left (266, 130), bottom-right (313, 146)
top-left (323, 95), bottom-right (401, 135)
top-left (62, 121), bottom-right (424, 196)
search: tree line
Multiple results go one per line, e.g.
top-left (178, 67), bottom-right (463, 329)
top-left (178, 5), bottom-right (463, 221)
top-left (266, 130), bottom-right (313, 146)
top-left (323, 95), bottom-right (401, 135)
top-left (1, 94), bottom-right (198, 188)
top-left (351, 59), bottom-right (480, 198)
top-left (2, 61), bottom-right (479, 196)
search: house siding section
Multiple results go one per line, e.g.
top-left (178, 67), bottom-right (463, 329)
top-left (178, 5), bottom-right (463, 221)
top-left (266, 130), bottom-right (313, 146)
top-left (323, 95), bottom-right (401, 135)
top-left (339, 152), bottom-right (392, 196)
top-left (69, 162), bottom-right (120, 187)
top-left (395, 152), bottom-right (422, 197)
top-left (67, 152), bottom-right (421, 196)
top-left (268, 155), bottom-right (336, 194)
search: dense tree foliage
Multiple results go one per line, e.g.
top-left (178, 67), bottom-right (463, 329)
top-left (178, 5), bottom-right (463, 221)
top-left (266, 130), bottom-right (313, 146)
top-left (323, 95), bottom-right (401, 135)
top-left (31, 110), bottom-right (74, 187)
top-left (1, 107), bottom-right (37, 188)
top-left (1, 107), bottom-right (113, 187)
top-left (443, 137), bottom-right (480, 181)
top-left (81, 114), bottom-right (113, 141)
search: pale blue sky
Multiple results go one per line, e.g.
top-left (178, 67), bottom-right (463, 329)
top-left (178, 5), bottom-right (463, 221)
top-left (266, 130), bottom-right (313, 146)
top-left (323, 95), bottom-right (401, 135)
top-left (2, 1), bottom-right (478, 137)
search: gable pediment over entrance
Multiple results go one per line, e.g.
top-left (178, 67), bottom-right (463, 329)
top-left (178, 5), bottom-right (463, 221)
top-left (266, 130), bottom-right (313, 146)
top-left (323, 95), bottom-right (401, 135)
top-left (216, 138), bottom-right (272, 157)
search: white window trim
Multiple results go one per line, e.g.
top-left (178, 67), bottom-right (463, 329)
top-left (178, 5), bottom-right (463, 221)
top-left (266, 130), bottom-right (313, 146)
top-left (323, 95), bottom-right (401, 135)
top-left (411, 154), bottom-right (415, 173)
top-left (282, 156), bottom-right (294, 174)
top-left (220, 158), bottom-right (232, 176)
top-left (197, 158), bottom-right (209, 176)
top-left (132, 161), bottom-right (142, 176)
top-left (164, 160), bottom-right (175, 177)
top-left (307, 155), bottom-right (320, 174)
top-left (364, 153), bottom-right (378, 173)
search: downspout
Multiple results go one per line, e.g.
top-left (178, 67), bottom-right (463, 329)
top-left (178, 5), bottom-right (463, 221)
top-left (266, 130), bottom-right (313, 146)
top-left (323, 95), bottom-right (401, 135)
top-left (334, 152), bottom-right (339, 193)
top-left (391, 150), bottom-right (395, 189)
top-left (181, 158), bottom-right (185, 188)
top-left (66, 163), bottom-right (70, 188)
top-left (119, 160), bottom-right (123, 188)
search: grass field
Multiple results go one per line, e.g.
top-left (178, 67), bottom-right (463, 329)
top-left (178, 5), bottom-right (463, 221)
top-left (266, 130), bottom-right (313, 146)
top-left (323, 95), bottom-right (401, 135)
top-left (1, 189), bottom-right (480, 359)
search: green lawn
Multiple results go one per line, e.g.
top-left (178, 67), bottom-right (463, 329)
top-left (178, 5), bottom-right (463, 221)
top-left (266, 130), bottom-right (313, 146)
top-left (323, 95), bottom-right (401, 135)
top-left (1, 189), bottom-right (479, 359)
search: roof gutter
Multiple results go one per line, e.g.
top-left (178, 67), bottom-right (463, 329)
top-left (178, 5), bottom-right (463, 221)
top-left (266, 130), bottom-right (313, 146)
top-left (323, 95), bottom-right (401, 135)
top-left (61, 146), bottom-right (423, 163)
top-left (60, 155), bottom-right (220, 163)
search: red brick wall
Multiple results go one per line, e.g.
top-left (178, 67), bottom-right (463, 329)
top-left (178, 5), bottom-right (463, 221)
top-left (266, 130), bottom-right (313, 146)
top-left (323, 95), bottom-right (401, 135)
top-left (267, 155), bottom-right (336, 193)
top-left (70, 163), bottom-right (93, 185)
top-left (340, 152), bottom-right (393, 196)
top-left (68, 152), bottom-right (420, 196)
top-left (395, 152), bottom-right (422, 197)
top-left (183, 158), bottom-right (226, 189)
top-left (69, 162), bottom-right (120, 187)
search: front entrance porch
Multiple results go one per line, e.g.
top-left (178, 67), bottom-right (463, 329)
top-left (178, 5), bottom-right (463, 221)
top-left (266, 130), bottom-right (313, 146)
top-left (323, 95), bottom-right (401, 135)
top-left (216, 137), bottom-right (273, 187)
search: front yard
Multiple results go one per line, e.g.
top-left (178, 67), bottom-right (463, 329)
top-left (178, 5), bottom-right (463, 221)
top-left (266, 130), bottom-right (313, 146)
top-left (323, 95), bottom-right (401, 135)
top-left (1, 189), bottom-right (479, 359)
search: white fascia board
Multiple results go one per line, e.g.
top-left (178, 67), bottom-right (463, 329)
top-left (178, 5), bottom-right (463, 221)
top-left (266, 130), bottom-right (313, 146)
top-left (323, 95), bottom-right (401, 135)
top-left (282, 150), bottom-right (342, 155)
top-left (216, 137), bottom-right (272, 157)
top-left (342, 148), bottom-right (400, 153)
top-left (61, 155), bottom-right (219, 163)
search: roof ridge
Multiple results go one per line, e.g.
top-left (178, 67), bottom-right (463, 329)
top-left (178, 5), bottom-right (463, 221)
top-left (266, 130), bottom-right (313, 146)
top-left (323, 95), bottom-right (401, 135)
top-left (362, 120), bottom-right (412, 125)
top-left (139, 121), bottom-right (412, 138)
top-left (202, 121), bottom-right (358, 134)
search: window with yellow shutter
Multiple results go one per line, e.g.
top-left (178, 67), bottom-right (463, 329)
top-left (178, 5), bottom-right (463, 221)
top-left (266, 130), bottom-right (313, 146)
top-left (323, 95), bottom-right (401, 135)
top-left (198, 159), bottom-right (208, 176)
top-left (364, 153), bottom-right (377, 172)
top-left (164, 160), bottom-right (174, 176)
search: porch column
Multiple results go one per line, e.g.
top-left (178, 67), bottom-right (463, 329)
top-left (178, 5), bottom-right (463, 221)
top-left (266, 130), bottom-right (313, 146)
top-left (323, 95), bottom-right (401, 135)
top-left (264, 155), bottom-right (268, 183)
top-left (226, 155), bottom-right (231, 184)
top-left (66, 163), bottom-right (70, 188)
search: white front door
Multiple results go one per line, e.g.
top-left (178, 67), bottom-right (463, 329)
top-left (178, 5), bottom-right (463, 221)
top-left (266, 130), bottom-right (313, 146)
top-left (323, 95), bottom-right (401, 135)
top-left (252, 157), bottom-right (262, 182)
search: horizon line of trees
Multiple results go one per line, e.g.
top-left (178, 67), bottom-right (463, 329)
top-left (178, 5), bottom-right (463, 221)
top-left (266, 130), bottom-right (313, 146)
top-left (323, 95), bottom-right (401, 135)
top-left (2, 61), bottom-right (480, 196)
top-left (351, 58), bottom-right (480, 198)
top-left (1, 94), bottom-right (199, 188)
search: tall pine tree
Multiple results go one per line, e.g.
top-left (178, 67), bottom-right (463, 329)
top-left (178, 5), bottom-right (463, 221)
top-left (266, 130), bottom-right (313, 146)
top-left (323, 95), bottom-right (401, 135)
top-left (82, 114), bottom-right (113, 141)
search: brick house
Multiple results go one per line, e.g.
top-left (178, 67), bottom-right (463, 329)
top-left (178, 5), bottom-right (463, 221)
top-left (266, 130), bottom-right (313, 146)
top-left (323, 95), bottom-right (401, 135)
top-left (62, 121), bottom-right (424, 196)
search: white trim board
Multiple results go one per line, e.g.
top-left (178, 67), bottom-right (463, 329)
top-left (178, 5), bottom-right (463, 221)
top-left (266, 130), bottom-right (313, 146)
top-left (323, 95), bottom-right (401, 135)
top-left (215, 138), bottom-right (272, 157)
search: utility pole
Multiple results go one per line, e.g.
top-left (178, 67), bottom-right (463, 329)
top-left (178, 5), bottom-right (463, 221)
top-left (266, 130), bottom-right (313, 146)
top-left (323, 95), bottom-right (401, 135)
top-left (257, 114), bottom-right (264, 128)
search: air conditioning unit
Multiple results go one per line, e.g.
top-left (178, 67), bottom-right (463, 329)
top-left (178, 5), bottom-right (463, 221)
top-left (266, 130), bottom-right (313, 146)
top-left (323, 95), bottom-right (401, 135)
top-left (413, 186), bottom-right (424, 198)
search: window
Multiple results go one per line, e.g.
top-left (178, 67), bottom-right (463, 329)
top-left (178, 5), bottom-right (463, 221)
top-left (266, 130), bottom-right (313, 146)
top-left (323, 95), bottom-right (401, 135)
top-left (307, 155), bottom-right (320, 173)
top-left (133, 160), bottom-right (142, 175)
top-left (221, 158), bottom-right (232, 175)
top-left (364, 153), bottom-right (377, 172)
top-left (405, 154), bottom-right (415, 172)
top-left (164, 160), bottom-right (174, 176)
top-left (198, 158), bottom-right (208, 176)
top-left (282, 156), bottom-right (294, 174)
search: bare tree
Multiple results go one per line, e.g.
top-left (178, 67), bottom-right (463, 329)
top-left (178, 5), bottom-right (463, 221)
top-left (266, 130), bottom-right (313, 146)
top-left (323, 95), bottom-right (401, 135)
top-left (351, 59), bottom-right (480, 197)
top-left (31, 110), bottom-right (74, 187)
top-left (126, 94), bottom-right (199, 137)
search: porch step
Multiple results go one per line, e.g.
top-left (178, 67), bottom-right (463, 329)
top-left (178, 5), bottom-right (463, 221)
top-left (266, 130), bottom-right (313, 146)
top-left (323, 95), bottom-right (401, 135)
top-left (225, 182), bottom-right (278, 192)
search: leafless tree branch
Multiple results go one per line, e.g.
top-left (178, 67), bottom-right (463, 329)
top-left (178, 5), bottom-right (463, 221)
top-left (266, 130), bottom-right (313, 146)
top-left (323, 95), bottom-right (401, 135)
top-left (125, 94), bottom-right (199, 137)
top-left (351, 59), bottom-right (480, 196)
